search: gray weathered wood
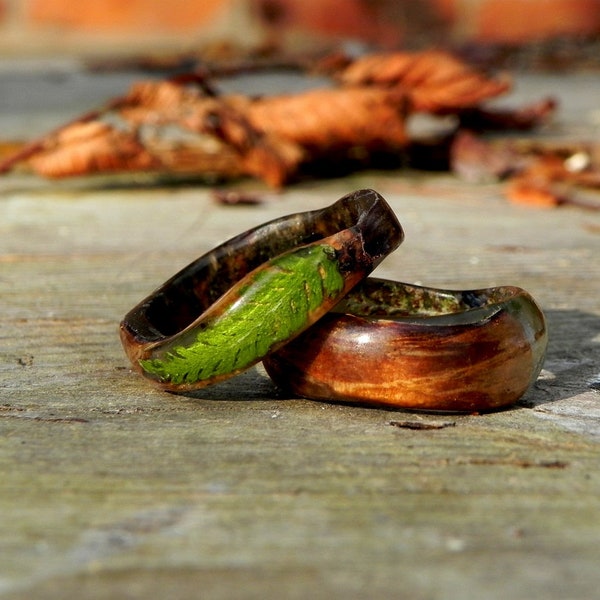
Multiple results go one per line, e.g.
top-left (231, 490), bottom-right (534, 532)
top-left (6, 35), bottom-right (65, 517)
top-left (1, 67), bottom-right (600, 599)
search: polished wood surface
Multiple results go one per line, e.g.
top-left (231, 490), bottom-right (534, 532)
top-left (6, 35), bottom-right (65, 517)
top-left (265, 283), bottom-right (547, 411)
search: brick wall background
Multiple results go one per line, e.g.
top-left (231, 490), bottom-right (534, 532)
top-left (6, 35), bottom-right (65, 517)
top-left (0, 0), bottom-right (599, 56)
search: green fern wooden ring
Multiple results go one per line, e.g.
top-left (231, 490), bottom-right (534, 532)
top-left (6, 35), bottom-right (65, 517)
top-left (263, 278), bottom-right (547, 412)
top-left (120, 189), bottom-right (404, 391)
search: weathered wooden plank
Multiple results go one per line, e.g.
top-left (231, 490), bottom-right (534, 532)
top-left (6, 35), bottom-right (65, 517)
top-left (1, 70), bottom-right (600, 599)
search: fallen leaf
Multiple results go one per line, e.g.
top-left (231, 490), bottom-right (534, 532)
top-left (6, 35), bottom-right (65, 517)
top-left (450, 130), bottom-right (517, 182)
top-left (506, 178), bottom-right (566, 208)
top-left (0, 49), bottom-right (550, 189)
top-left (338, 50), bottom-right (511, 113)
top-left (451, 131), bottom-right (600, 209)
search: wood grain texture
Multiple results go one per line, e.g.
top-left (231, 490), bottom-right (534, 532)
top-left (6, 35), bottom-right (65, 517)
top-left (1, 70), bottom-right (600, 599)
top-left (264, 282), bottom-right (547, 411)
top-left (120, 189), bottom-right (403, 390)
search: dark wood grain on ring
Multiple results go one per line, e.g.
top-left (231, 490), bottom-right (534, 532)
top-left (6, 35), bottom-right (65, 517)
top-left (120, 190), bottom-right (404, 391)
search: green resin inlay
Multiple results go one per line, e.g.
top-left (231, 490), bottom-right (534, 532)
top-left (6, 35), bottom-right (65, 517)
top-left (139, 244), bottom-right (346, 385)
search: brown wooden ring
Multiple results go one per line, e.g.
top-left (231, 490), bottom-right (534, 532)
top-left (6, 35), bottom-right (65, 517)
top-left (263, 278), bottom-right (548, 412)
top-left (120, 189), bottom-right (403, 391)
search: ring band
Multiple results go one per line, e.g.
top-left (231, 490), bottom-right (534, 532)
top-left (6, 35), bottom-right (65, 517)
top-left (263, 278), bottom-right (548, 412)
top-left (120, 190), bottom-right (404, 391)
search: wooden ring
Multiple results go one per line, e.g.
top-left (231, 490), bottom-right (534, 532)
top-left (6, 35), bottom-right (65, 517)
top-left (120, 190), bottom-right (404, 391)
top-left (263, 278), bottom-right (547, 412)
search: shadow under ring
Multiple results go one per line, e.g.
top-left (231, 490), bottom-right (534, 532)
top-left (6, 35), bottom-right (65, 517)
top-left (120, 189), bottom-right (404, 391)
top-left (263, 278), bottom-right (548, 412)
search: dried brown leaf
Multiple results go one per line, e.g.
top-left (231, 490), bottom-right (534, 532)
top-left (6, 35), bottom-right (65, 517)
top-left (506, 178), bottom-right (566, 208)
top-left (0, 50), bottom-right (558, 188)
top-left (28, 122), bottom-right (159, 178)
top-left (505, 153), bottom-right (600, 209)
top-left (244, 86), bottom-right (408, 151)
top-left (339, 50), bottom-right (511, 113)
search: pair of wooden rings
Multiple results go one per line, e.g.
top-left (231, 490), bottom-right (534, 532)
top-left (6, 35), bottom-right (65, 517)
top-left (120, 189), bottom-right (547, 411)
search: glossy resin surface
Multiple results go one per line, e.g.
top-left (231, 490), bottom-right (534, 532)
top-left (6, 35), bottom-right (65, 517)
top-left (120, 190), bottom-right (403, 390)
top-left (264, 278), bottom-right (548, 411)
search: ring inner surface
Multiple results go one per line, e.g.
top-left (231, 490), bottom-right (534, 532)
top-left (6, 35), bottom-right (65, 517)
top-left (333, 279), bottom-right (520, 325)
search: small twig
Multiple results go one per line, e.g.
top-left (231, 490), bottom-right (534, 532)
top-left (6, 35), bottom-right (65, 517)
top-left (455, 457), bottom-right (569, 468)
top-left (389, 419), bottom-right (456, 430)
top-left (211, 189), bottom-right (264, 206)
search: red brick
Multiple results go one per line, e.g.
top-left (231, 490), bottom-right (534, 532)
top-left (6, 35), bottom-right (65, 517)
top-left (251, 0), bottom-right (404, 46)
top-left (26, 0), bottom-right (233, 34)
top-left (11, 0), bottom-right (600, 54)
top-left (476, 0), bottom-right (600, 43)
top-left (430, 0), bottom-right (458, 24)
